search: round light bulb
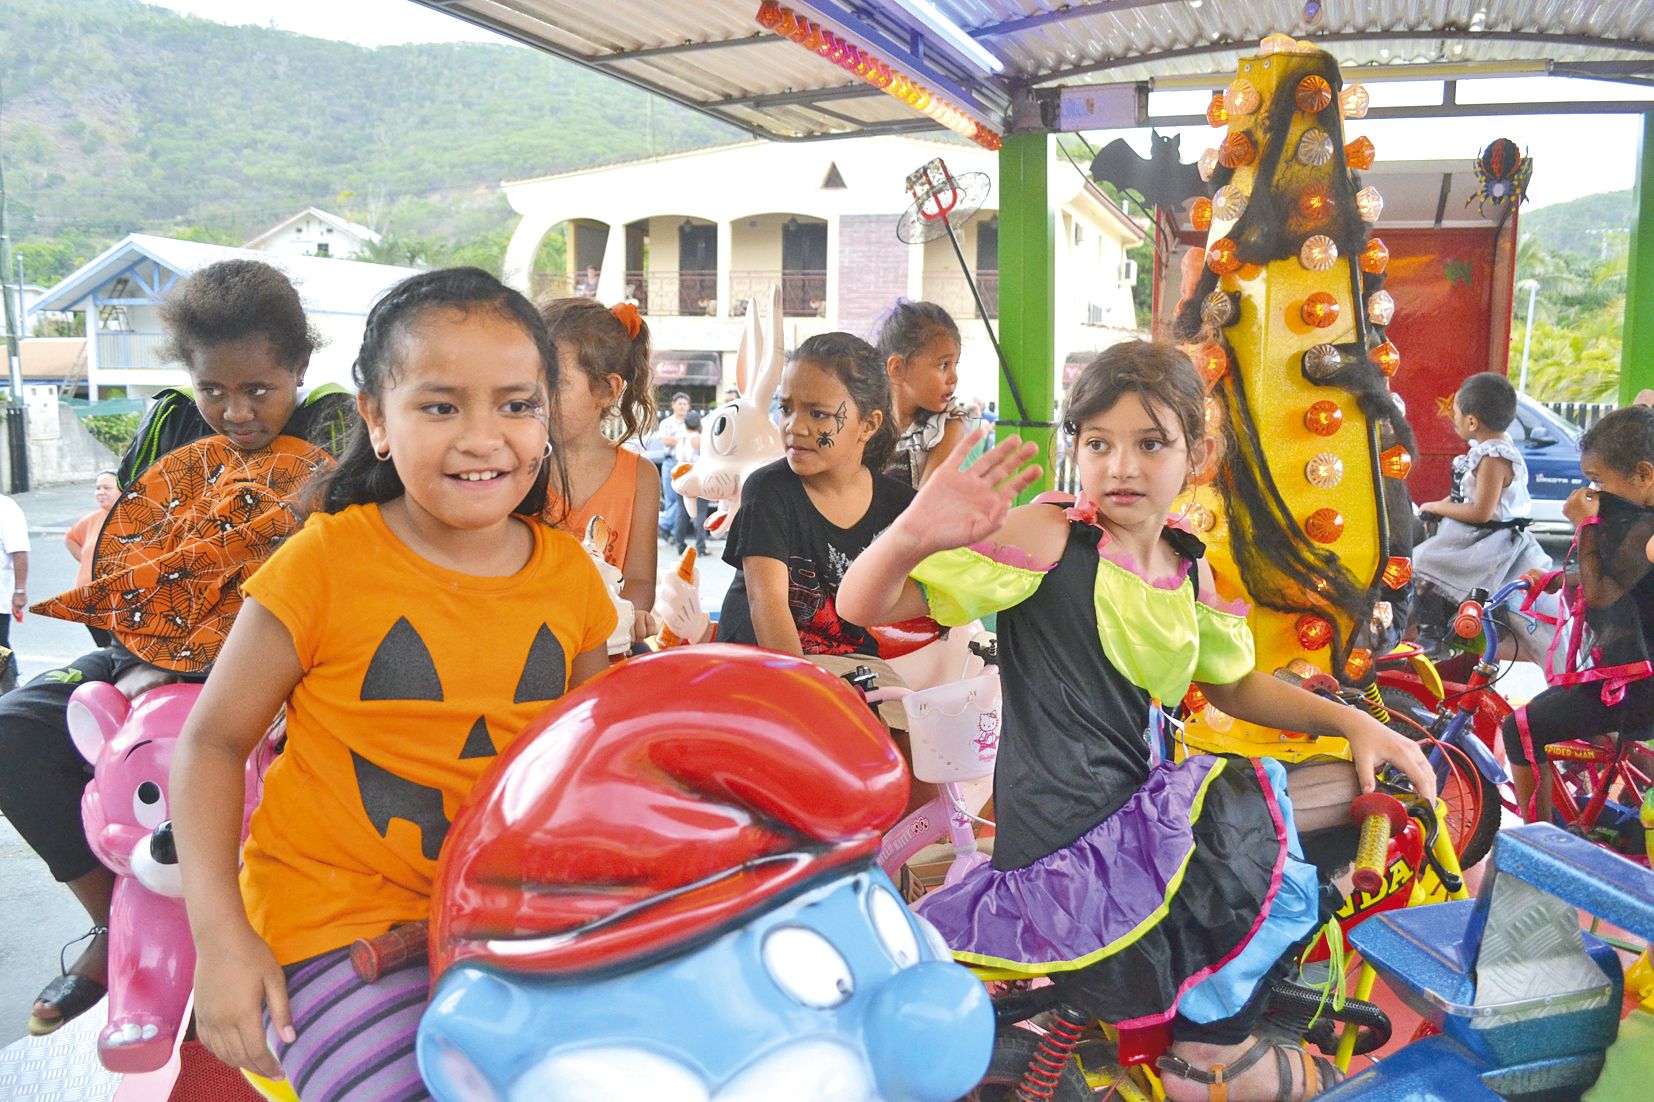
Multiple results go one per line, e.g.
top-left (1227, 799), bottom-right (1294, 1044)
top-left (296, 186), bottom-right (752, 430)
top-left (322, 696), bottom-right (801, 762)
top-left (1305, 507), bottom-right (1344, 544)
top-left (1199, 148), bottom-right (1221, 182)
top-left (1295, 75), bottom-right (1333, 113)
top-left (1345, 648), bottom-right (1375, 681)
top-left (1345, 136), bottom-right (1376, 170)
top-left (1300, 235), bottom-right (1339, 272)
top-left (1201, 289), bottom-right (1238, 328)
top-left (1301, 291), bottom-right (1341, 328)
top-left (1213, 184), bottom-right (1249, 222)
top-left (1367, 290), bottom-right (1396, 326)
top-left (1360, 238), bottom-right (1389, 274)
top-left (1369, 340), bottom-right (1401, 377)
top-left (1225, 78), bottom-right (1260, 115)
top-left (1340, 83), bottom-right (1370, 119)
top-left (1380, 443), bottom-right (1413, 479)
top-left (1296, 184), bottom-right (1335, 223)
top-left (1207, 238), bottom-right (1242, 274)
top-left (1304, 400), bottom-right (1344, 436)
top-left (1356, 186), bottom-right (1385, 223)
top-left (1303, 343), bottom-right (1343, 381)
top-left (1219, 132), bottom-right (1256, 169)
top-left (1305, 451), bottom-right (1345, 489)
top-left (1206, 92), bottom-right (1229, 128)
top-left (1382, 556), bottom-right (1413, 588)
top-left (1296, 128), bottom-right (1334, 167)
top-left (1296, 614), bottom-right (1334, 651)
top-left (1190, 197), bottom-right (1214, 232)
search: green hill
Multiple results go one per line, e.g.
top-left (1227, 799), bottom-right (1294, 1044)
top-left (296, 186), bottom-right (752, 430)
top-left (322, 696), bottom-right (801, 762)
top-left (1, 0), bottom-right (742, 282)
top-left (1521, 189), bottom-right (1633, 258)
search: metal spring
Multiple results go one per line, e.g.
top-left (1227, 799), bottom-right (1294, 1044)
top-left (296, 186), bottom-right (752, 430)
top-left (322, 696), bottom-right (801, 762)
top-left (1018, 1006), bottom-right (1090, 1100)
top-left (1361, 683), bottom-right (1391, 725)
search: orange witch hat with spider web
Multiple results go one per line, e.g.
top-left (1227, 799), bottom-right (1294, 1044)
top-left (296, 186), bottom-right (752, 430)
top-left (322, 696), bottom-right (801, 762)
top-left (32, 435), bottom-right (331, 673)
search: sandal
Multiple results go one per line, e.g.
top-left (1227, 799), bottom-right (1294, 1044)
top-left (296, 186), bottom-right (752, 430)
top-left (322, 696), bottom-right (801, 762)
top-left (1158, 1037), bottom-right (1347, 1102)
top-left (25, 926), bottom-right (109, 1037)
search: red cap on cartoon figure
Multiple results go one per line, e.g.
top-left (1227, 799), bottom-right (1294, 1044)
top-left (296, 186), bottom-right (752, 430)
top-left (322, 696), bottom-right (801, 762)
top-left (430, 645), bottom-right (910, 981)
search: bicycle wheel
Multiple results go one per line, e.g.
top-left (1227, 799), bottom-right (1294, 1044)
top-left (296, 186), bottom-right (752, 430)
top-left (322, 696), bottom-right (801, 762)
top-left (1379, 688), bottom-right (1500, 870)
top-left (957, 1029), bottom-right (1090, 1102)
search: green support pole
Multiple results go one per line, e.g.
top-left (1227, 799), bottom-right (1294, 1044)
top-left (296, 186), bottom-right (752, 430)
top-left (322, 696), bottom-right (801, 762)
top-left (1621, 112), bottom-right (1654, 404)
top-left (996, 133), bottom-right (1056, 498)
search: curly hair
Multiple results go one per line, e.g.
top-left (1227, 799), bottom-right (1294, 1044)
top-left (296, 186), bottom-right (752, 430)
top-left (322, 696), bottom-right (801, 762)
top-left (538, 297), bottom-right (655, 444)
top-left (1455, 372), bottom-right (1518, 432)
top-left (1582, 405), bottom-right (1654, 477)
top-left (158, 259), bottom-right (320, 369)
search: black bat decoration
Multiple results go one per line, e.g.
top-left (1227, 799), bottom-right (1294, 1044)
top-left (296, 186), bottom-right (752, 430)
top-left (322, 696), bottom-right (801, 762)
top-left (1089, 131), bottom-right (1207, 214)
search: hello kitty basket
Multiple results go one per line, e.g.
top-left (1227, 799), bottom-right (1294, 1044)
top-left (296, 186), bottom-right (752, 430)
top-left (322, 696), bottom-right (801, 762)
top-left (901, 669), bottom-right (1002, 784)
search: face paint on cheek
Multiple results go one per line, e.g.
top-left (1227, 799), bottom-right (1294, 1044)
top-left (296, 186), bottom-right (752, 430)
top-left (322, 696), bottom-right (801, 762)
top-left (817, 401), bottom-right (850, 449)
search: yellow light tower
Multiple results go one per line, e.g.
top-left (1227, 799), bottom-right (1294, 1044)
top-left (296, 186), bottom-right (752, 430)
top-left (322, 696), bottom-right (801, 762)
top-left (1174, 36), bottom-right (1413, 760)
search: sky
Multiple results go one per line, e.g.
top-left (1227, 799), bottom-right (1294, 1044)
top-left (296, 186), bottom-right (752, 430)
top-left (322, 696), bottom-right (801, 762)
top-left (143, 0), bottom-right (1651, 212)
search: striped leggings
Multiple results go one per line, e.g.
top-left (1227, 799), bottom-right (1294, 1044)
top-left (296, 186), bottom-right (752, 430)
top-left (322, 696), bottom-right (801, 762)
top-left (265, 944), bottom-right (431, 1102)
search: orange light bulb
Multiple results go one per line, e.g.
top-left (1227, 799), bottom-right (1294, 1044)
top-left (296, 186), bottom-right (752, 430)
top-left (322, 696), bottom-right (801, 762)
top-left (1190, 197), bottom-right (1213, 232)
top-left (1296, 184), bottom-right (1335, 223)
top-left (1207, 238), bottom-right (1242, 274)
top-left (1205, 92), bottom-right (1229, 128)
top-left (1219, 132), bottom-right (1256, 169)
top-left (1369, 340), bottom-right (1401, 377)
top-left (1380, 444), bottom-right (1413, 479)
top-left (1295, 74), bottom-right (1334, 113)
top-left (1346, 648), bottom-right (1375, 681)
top-left (1360, 238), bottom-right (1389, 274)
top-left (1304, 400), bottom-right (1344, 436)
top-left (757, 1), bottom-right (784, 29)
top-left (1382, 556), bottom-right (1414, 589)
top-left (1183, 684), bottom-right (1209, 714)
top-left (776, 7), bottom-right (800, 36)
top-left (1196, 342), bottom-right (1229, 385)
top-left (1301, 292), bottom-right (1341, 328)
top-left (1296, 614), bottom-right (1334, 651)
top-left (1305, 507), bottom-right (1344, 544)
top-left (789, 16), bottom-right (812, 43)
top-left (1345, 136), bottom-right (1376, 170)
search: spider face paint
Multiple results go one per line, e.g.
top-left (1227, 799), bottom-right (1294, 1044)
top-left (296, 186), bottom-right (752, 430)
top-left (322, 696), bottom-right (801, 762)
top-left (779, 363), bottom-right (871, 478)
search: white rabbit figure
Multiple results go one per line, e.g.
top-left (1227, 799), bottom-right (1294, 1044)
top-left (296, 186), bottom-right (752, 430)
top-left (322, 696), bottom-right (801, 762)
top-left (671, 284), bottom-right (784, 535)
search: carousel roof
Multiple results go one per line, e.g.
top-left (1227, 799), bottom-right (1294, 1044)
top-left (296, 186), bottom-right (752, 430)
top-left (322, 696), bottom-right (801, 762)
top-left (415, 1), bottom-right (1654, 143)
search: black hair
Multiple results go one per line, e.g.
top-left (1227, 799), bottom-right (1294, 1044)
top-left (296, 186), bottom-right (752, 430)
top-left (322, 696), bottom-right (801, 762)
top-left (1061, 342), bottom-right (1206, 453)
top-left (1455, 372), bottom-right (1518, 432)
top-left (872, 300), bottom-right (961, 366)
top-left (312, 267), bottom-right (567, 520)
top-left (790, 332), bottom-right (898, 470)
top-left (1582, 405), bottom-right (1654, 476)
top-left (158, 259), bottom-right (320, 370)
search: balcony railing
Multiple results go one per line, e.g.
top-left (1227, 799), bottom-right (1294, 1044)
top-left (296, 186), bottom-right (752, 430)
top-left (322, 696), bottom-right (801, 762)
top-left (730, 270), bottom-right (827, 317)
top-left (624, 270), bottom-right (718, 317)
top-left (95, 331), bottom-right (173, 370)
top-left (919, 271), bottom-right (999, 320)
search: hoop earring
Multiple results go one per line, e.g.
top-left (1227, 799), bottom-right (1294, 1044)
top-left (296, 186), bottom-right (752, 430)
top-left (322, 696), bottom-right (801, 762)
top-left (373, 445), bottom-right (391, 462)
top-left (542, 441), bottom-right (553, 458)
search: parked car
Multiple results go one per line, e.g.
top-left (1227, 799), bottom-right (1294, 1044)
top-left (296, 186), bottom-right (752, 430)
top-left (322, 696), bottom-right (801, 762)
top-left (1511, 393), bottom-right (1589, 537)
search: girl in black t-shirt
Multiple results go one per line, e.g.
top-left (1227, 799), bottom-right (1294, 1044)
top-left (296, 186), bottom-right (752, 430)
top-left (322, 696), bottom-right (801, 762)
top-left (718, 332), bottom-right (919, 656)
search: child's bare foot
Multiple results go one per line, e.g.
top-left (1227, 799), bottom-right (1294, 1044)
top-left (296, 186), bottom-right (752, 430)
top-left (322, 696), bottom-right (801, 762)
top-left (1158, 1036), bottom-right (1346, 1102)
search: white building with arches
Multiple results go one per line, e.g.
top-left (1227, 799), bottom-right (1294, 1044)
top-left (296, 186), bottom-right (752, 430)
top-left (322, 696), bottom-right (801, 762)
top-left (501, 135), bottom-right (1144, 405)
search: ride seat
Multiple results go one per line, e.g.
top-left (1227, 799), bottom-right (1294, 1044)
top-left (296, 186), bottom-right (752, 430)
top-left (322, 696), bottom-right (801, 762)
top-left (1332, 824), bottom-right (1654, 1100)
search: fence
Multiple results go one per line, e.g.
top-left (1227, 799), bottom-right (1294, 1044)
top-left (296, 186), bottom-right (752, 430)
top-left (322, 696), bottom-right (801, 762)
top-left (1542, 400), bottom-right (1614, 433)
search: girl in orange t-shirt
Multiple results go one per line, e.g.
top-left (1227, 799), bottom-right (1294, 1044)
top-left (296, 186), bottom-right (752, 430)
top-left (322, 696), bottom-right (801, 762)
top-left (170, 268), bottom-right (616, 1099)
top-left (540, 296), bottom-right (660, 643)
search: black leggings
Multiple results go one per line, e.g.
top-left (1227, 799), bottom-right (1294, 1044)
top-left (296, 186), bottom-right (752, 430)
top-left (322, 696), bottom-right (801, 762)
top-left (1502, 676), bottom-right (1654, 765)
top-left (0, 647), bottom-right (146, 882)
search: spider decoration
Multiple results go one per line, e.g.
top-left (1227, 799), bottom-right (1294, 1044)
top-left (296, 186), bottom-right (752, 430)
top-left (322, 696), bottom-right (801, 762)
top-left (1467, 138), bottom-right (1533, 214)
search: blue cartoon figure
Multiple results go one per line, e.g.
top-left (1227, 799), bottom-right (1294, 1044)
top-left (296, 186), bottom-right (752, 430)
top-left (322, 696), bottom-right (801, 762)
top-left (418, 646), bottom-right (994, 1102)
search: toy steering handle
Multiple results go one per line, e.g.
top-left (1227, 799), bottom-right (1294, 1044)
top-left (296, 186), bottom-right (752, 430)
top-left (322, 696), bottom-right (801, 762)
top-left (351, 920), bottom-right (429, 982)
top-left (1350, 792), bottom-right (1410, 895)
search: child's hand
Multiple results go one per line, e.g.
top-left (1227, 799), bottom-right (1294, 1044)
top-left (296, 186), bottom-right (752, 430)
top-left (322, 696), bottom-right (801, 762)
top-left (1521, 567), bottom-right (1561, 594)
top-left (1563, 486), bottom-right (1599, 525)
top-left (193, 922), bottom-right (294, 1079)
top-left (1341, 711), bottom-right (1438, 806)
top-left (1418, 500), bottom-right (1444, 517)
top-left (892, 429), bottom-right (1041, 556)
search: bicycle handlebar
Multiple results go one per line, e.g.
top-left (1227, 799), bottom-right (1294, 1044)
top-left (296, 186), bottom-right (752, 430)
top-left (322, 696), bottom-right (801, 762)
top-left (1350, 792), bottom-right (1409, 895)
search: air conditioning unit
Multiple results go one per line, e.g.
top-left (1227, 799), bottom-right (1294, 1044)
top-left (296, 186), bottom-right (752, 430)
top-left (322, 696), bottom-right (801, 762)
top-left (1119, 257), bottom-right (1139, 284)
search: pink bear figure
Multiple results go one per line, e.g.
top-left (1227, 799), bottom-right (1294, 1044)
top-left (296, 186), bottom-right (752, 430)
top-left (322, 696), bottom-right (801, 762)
top-left (671, 283), bottom-right (784, 535)
top-left (69, 681), bottom-right (272, 1073)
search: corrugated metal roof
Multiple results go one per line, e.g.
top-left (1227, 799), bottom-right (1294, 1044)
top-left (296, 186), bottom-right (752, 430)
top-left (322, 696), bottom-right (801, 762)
top-left (418, 0), bottom-right (1654, 140)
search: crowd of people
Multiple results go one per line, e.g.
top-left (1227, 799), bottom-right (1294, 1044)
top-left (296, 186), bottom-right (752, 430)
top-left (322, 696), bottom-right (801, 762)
top-left (0, 255), bottom-right (1645, 1102)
